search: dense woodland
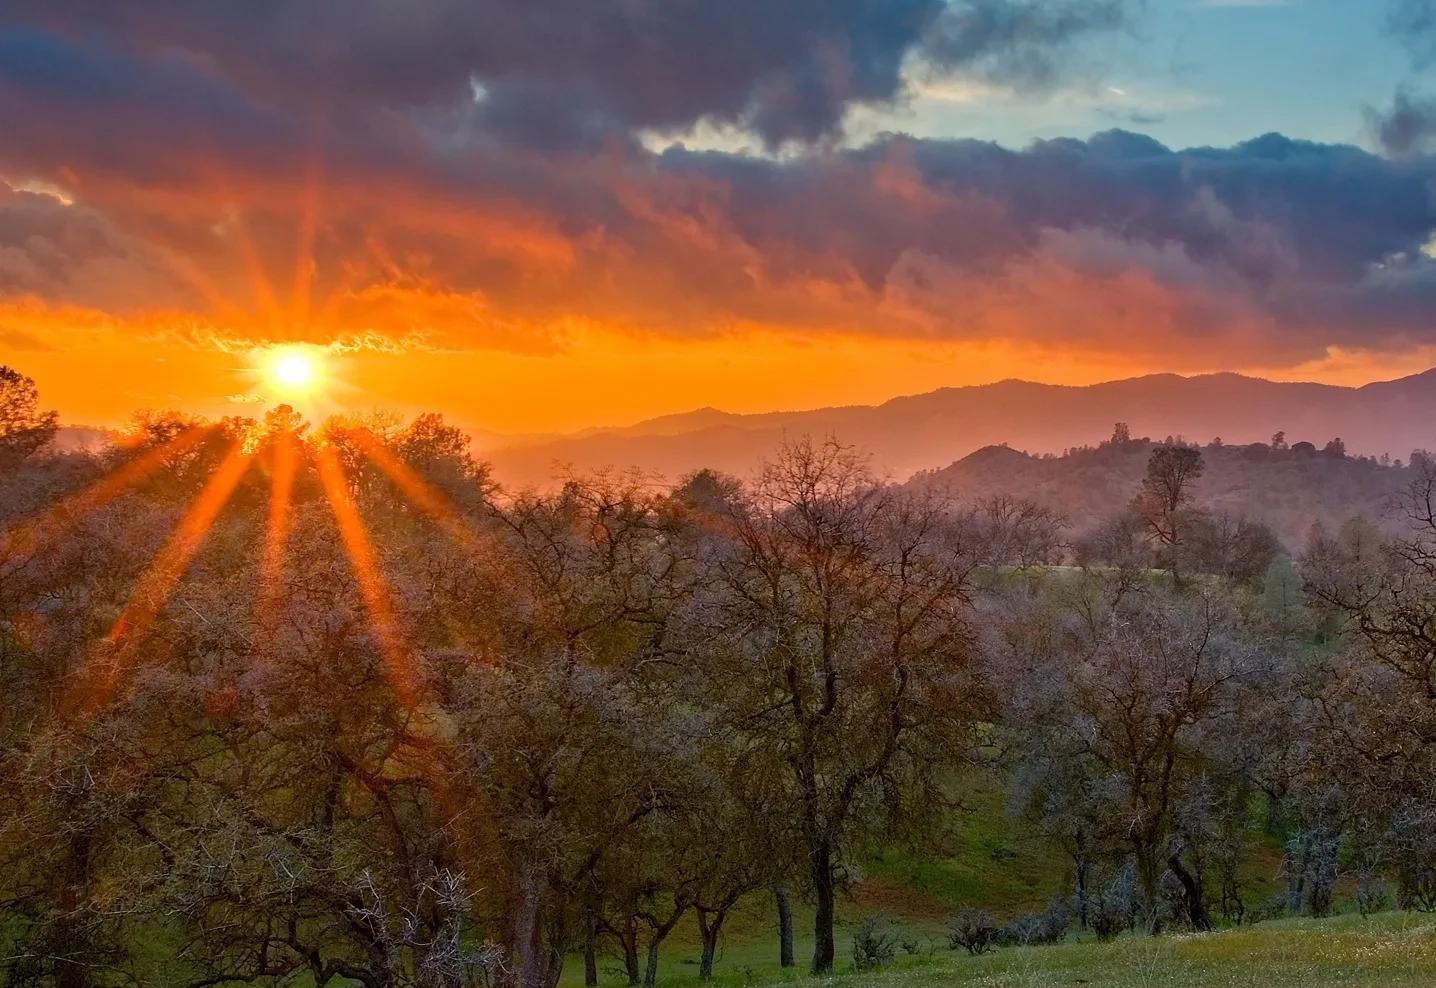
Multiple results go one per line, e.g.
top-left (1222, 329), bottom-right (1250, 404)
top-left (3, 364), bottom-right (1436, 988)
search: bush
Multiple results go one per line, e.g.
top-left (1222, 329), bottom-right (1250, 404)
top-left (1001, 897), bottom-right (1071, 946)
top-left (1249, 893), bottom-right (1290, 925)
top-left (1284, 829), bottom-right (1340, 917)
top-left (1356, 873), bottom-right (1391, 917)
top-left (946, 909), bottom-right (1000, 955)
top-left (851, 915), bottom-right (898, 970)
top-left (1090, 860), bottom-right (1139, 940)
top-left (1387, 805), bottom-right (1436, 912)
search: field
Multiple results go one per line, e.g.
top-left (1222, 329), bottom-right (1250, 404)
top-left (605, 913), bottom-right (1436, 988)
top-left (556, 773), bottom-right (1389, 988)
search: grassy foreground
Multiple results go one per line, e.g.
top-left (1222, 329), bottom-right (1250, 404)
top-left (617, 913), bottom-right (1436, 988)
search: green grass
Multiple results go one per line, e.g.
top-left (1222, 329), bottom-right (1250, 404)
top-left (881, 913), bottom-right (1436, 988)
top-left (560, 770), bottom-right (1384, 988)
top-left (585, 913), bottom-right (1436, 988)
top-left (862, 781), bottom-right (1068, 921)
top-left (561, 769), bottom-right (1314, 988)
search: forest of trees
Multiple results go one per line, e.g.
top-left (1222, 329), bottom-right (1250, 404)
top-left (3, 365), bottom-right (1436, 988)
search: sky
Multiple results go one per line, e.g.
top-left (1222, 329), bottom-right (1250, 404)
top-left (3, 0), bottom-right (1436, 436)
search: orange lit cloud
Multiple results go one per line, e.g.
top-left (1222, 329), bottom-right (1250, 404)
top-left (3, 7), bottom-right (1436, 433)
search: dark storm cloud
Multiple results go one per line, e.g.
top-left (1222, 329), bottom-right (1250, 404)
top-left (641, 132), bottom-right (1436, 352)
top-left (0, 1), bottom-right (1145, 150)
top-left (0, 29), bottom-right (299, 181)
top-left (1, 1), bottom-right (1434, 362)
top-left (0, 184), bottom-right (189, 311)
top-left (0, 0), bottom-right (946, 149)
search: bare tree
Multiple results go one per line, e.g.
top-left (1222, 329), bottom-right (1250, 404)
top-left (696, 439), bottom-right (980, 973)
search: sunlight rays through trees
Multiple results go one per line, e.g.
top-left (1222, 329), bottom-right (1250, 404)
top-left (5, 363), bottom-right (1436, 987)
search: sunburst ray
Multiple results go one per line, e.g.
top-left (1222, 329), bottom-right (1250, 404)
top-left (314, 443), bottom-right (425, 709)
top-left (70, 442), bottom-right (254, 714)
top-left (353, 432), bottom-right (489, 557)
top-left (253, 430), bottom-right (299, 657)
top-left (1, 424), bottom-right (215, 562)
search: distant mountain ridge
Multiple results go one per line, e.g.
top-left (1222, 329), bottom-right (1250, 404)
top-left (482, 370), bottom-right (1436, 490)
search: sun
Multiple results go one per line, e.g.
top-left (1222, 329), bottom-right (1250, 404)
top-left (274, 352), bottom-right (317, 390)
top-left (260, 345), bottom-right (327, 398)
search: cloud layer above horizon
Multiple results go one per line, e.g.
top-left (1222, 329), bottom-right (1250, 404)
top-left (2, 0), bottom-right (1436, 385)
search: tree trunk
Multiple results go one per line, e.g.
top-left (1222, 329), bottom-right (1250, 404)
top-left (53, 919), bottom-right (91, 988)
top-left (512, 865), bottom-right (558, 988)
top-left (583, 907), bottom-right (599, 987)
top-left (1074, 855), bottom-right (1090, 930)
top-left (1265, 791), bottom-right (1286, 838)
top-left (621, 918), bottom-right (641, 986)
top-left (1167, 850), bottom-right (1211, 931)
top-left (1134, 845), bottom-right (1163, 935)
top-left (810, 842), bottom-right (836, 975)
top-left (774, 883), bottom-right (795, 968)
top-left (696, 909), bottom-right (725, 980)
top-left (54, 832), bottom-right (94, 988)
top-left (641, 903), bottom-right (687, 988)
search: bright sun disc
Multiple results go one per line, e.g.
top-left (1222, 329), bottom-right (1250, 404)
top-left (263, 347), bottom-right (325, 397)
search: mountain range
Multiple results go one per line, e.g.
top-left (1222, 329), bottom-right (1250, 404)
top-left (481, 369), bottom-right (1436, 491)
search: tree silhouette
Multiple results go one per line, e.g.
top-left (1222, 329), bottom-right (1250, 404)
top-left (0, 366), bottom-right (58, 468)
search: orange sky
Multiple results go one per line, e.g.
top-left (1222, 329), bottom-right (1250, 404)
top-left (11, 293), bottom-right (1436, 441)
top-left (5, 5), bottom-right (1436, 441)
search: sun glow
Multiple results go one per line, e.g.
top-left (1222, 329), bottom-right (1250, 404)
top-left (260, 345), bottom-right (327, 399)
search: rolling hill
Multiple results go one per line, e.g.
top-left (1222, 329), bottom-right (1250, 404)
top-left (481, 370), bottom-right (1436, 492)
top-left (908, 439), bottom-right (1412, 549)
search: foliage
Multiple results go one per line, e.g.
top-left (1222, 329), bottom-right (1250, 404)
top-left (0, 365), bottom-right (58, 468)
top-left (4, 364), bottom-right (1436, 987)
top-left (850, 916), bottom-right (899, 970)
top-left (1000, 897), bottom-right (1071, 946)
top-left (945, 909), bottom-right (1000, 955)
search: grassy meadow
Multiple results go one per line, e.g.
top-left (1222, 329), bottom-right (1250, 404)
top-left (584, 913), bottom-right (1436, 988)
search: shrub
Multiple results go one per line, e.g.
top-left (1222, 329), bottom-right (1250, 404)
top-left (1249, 894), bottom-right (1290, 925)
top-left (1387, 805), bottom-right (1436, 912)
top-left (851, 915), bottom-right (898, 970)
top-left (1001, 897), bottom-right (1071, 946)
top-left (1397, 868), bottom-right (1436, 912)
top-left (946, 909), bottom-right (1000, 956)
top-left (1356, 873), bottom-right (1391, 917)
top-left (1284, 829), bottom-right (1340, 918)
top-left (1090, 859), bottom-right (1139, 940)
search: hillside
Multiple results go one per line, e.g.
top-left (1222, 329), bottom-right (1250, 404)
top-left (594, 913), bottom-right (1436, 988)
top-left (911, 439), bottom-right (1413, 548)
top-left (481, 371), bottom-right (1436, 490)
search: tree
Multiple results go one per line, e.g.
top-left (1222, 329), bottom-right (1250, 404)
top-left (1058, 591), bottom-right (1253, 930)
top-left (461, 475), bottom-right (701, 988)
top-left (1185, 513), bottom-right (1281, 587)
top-left (0, 366), bottom-right (58, 468)
top-left (1300, 465), bottom-right (1436, 885)
top-left (968, 494), bottom-right (1067, 573)
top-left (1135, 445), bottom-right (1204, 578)
top-left (1075, 511), bottom-right (1153, 607)
top-left (696, 439), bottom-right (980, 974)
